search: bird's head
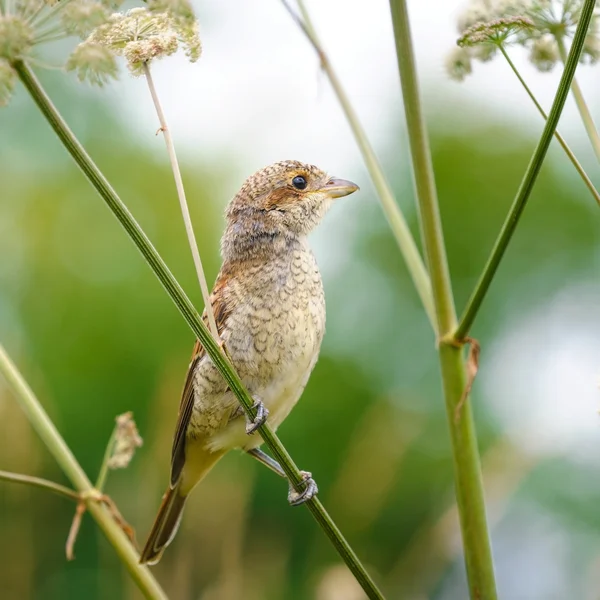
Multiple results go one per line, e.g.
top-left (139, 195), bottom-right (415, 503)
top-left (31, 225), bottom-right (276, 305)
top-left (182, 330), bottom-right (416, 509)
top-left (222, 160), bottom-right (358, 259)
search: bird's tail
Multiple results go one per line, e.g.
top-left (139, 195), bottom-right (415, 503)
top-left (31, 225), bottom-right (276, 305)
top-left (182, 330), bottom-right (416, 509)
top-left (139, 481), bottom-right (187, 565)
top-left (140, 444), bottom-right (225, 565)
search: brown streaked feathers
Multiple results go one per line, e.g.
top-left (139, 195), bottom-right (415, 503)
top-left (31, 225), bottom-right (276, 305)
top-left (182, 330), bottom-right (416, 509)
top-left (140, 161), bottom-right (359, 565)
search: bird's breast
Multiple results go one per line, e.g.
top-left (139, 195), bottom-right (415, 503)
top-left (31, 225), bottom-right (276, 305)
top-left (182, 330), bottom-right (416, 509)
top-left (225, 247), bottom-right (326, 382)
top-left (194, 245), bottom-right (326, 451)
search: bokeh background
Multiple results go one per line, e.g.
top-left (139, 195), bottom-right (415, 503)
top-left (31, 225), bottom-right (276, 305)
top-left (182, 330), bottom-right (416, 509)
top-left (1, 1), bottom-right (600, 599)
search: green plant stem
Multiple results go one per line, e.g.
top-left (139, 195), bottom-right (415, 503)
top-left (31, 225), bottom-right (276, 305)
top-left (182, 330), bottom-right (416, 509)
top-left (0, 342), bottom-right (168, 600)
top-left (388, 2), bottom-right (497, 599)
top-left (555, 34), bottom-right (600, 164)
top-left (283, 0), bottom-right (436, 331)
top-left (455, 3), bottom-right (597, 340)
top-left (12, 60), bottom-right (384, 600)
top-left (95, 424), bottom-right (118, 492)
top-left (499, 45), bottom-right (600, 207)
top-left (0, 469), bottom-right (80, 501)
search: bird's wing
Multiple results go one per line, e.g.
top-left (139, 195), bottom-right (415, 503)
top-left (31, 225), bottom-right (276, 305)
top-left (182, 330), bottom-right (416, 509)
top-left (170, 337), bottom-right (205, 487)
top-left (170, 275), bottom-right (233, 487)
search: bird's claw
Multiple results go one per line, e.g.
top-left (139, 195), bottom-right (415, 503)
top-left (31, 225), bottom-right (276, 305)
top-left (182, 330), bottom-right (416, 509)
top-left (288, 471), bottom-right (318, 506)
top-left (245, 398), bottom-right (269, 434)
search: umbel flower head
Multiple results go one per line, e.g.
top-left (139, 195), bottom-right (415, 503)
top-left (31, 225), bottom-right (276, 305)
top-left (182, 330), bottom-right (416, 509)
top-left (71, 4), bottom-right (201, 79)
top-left (0, 0), bottom-right (201, 105)
top-left (445, 47), bottom-right (474, 82)
top-left (456, 15), bottom-right (535, 66)
top-left (0, 0), bottom-right (122, 105)
top-left (106, 412), bottom-right (143, 470)
top-left (448, 0), bottom-right (600, 80)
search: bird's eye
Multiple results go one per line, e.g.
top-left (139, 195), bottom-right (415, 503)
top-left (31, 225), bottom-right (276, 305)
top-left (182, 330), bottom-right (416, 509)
top-left (292, 175), bottom-right (307, 190)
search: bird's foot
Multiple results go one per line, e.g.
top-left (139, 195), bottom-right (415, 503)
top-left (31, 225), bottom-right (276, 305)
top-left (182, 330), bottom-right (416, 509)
top-left (245, 397), bottom-right (269, 435)
top-left (288, 471), bottom-right (318, 506)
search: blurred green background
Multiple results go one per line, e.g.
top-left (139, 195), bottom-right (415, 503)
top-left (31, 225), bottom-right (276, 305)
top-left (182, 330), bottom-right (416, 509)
top-left (2, 13), bottom-right (600, 600)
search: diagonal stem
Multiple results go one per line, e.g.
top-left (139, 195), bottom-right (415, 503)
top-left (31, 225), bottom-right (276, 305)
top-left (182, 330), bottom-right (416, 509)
top-left (12, 59), bottom-right (384, 600)
top-left (455, 2), bottom-right (598, 341)
top-left (283, 0), bottom-right (436, 331)
top-left (142, 63), bottom-right (220, 341)
top-left (555, 34), bottom-right (600, 164)
top-left (0, 342), bottom-right (168, 600)
top-left (388, 2), bottom-right (497, 598)
top-left (498, 45), bottom-right (599, 207)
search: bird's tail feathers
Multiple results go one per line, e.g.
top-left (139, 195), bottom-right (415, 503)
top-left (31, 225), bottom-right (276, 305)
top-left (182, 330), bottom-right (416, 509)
top-left (140, 445), bottom-right (225, 565)
top-left (139, 481), bottom-right (187, 565)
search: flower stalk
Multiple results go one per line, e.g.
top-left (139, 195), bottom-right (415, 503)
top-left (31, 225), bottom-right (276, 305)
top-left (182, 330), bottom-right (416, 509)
top-left (95, 412), bottom-right (143, 491)
top-left (12, 59), bottom-right (384, 600)
top-left (455, 0), bottom-right (598, 341)
top-left (554, 33), bottom-right (600, 163)
top-left (498, 44), bottom-right (600, 207)
top-left (95, 423), bottom-right (119, 492)
top-left (142, 62), bottom-right (220, 341)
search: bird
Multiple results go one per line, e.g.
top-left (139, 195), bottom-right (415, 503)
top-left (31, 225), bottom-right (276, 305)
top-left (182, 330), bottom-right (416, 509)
top-left (139, 160), bottom-right (359, 565)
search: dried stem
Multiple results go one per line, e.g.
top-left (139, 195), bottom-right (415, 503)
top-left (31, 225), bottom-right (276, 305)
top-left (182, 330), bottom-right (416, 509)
top-left (142, 62), bottom-right (220, 341)
top-left (499, 45), bottom-right (599, 207)
top-left (66, 501), bottom-right (87, 560)
top-left (282, 0), bottom-right (436, 331)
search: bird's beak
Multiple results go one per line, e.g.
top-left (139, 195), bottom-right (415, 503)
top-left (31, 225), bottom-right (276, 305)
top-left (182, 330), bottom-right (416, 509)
top-left (320, 177), bottom-right (359, 199)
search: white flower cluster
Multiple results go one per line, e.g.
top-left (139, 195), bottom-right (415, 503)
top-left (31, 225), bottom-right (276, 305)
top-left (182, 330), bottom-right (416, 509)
top-left (0, 0), bottom-right (201, 106)
top-left (447, 0), bottom-right (600, 81)
top-left (71, 4), bottom-right (201, 79)
top-left (106, 412), bottom-right (143, 470)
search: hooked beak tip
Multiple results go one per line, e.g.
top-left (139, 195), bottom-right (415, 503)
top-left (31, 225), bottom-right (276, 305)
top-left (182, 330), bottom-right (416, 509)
top-left (322, 177), bottom-right (359, 199)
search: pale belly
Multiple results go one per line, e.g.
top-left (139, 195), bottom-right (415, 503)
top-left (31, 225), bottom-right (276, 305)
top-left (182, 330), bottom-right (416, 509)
top-left (206, 343), bottom-right (320, 452)
top-left (194, 245), bottom-right (326, 453)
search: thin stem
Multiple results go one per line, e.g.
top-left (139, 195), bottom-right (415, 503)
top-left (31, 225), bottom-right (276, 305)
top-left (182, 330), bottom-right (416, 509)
top-left (499, 45), bottom-right (600, 207)
top-left (283, 0), bottom-right (436, 331)
top-left (555, 34), bottom-right (600, 163)
top-left (142, 63), bottom-right (220, 341)
top-left (0, 342), bottom-right (168, 600)
top-left (33, 33), bottom-right (70, 45)
top-left (0, 469), bottom-right (80, 501)
top-left (24, 0), bottom-right (47, 24)
top-left (95, 425), bottom-right (118, 492)
top-left (388, 2), bottom-right (497, 599)
top-left (34, 23), bottom-right (66, 39)
top-left (21, 56), bottom-right (63, 71)
top-left (13, 59), bottom-right (384, 600)
top-left (455, 2), bottom-right (597, 340)
top-left (30, 0), bottom-right (75, 29)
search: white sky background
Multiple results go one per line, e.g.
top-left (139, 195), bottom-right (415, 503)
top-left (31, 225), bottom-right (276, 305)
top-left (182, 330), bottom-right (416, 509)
top-left (102, 1), bottom-right (600, 461)
top-left (110, 0), bottom-right (600, 185)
